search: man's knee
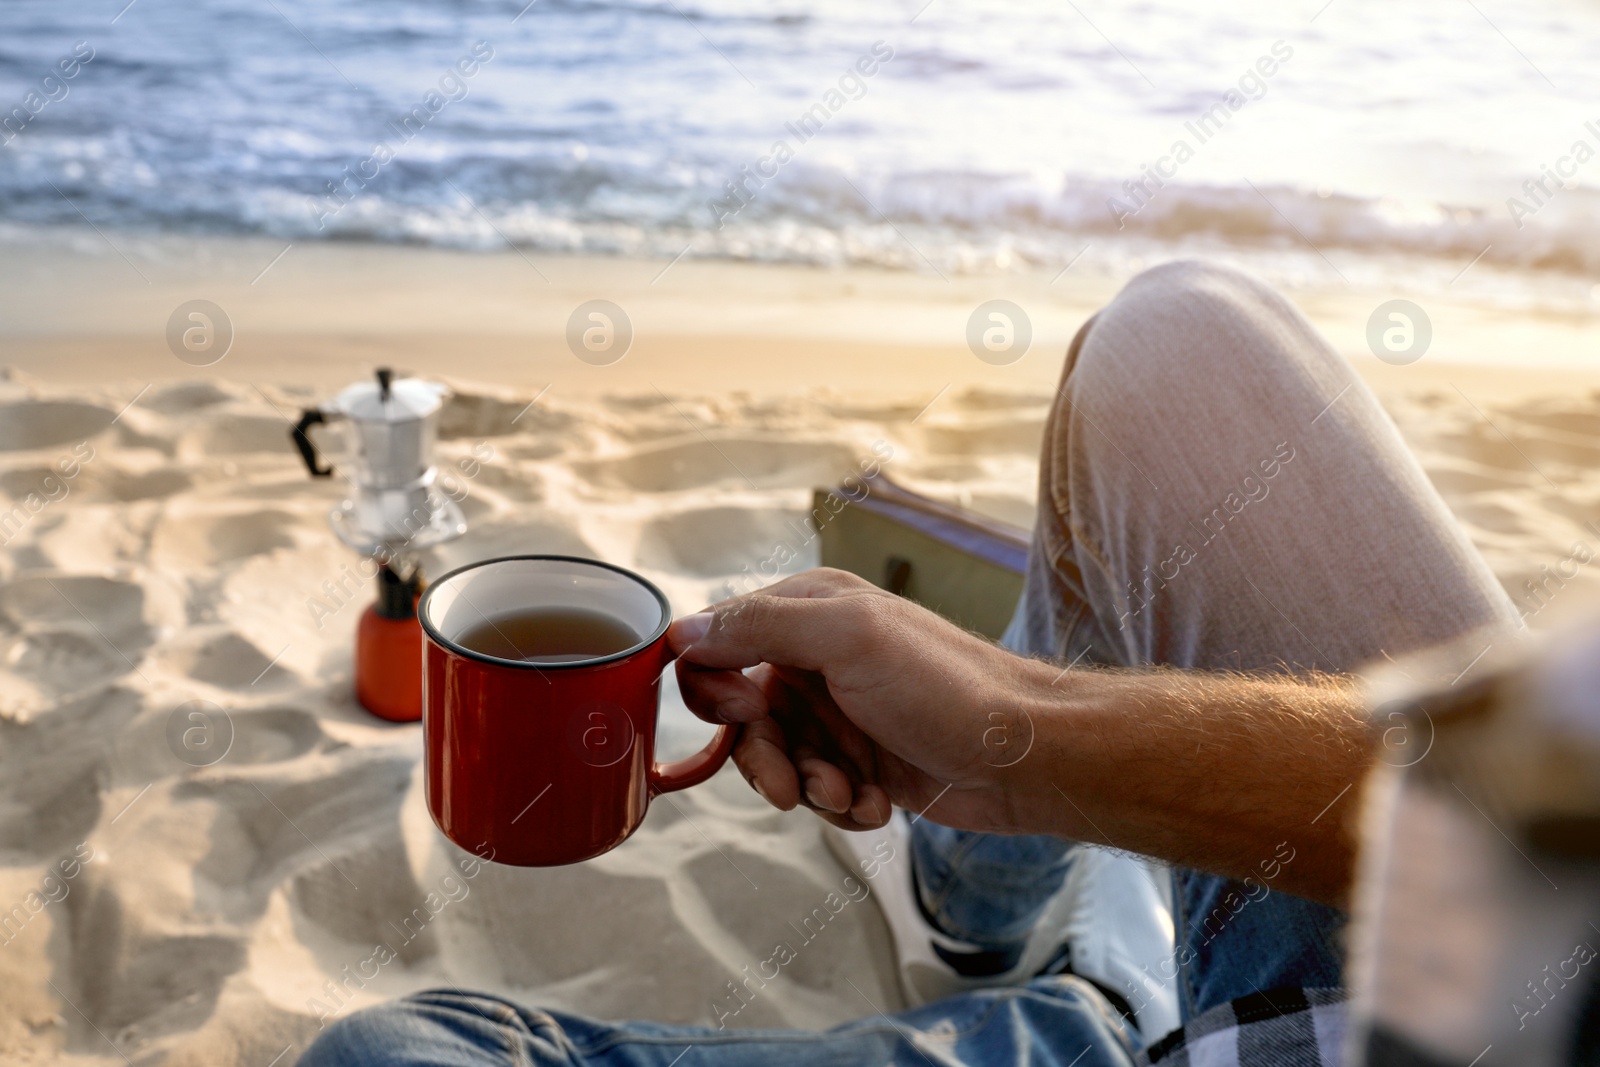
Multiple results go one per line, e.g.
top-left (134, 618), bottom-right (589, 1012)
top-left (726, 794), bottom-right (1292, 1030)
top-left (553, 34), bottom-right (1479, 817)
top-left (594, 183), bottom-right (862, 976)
top-left (1108, 259), bottom-right (1278, 329)
top-left (1065, 258), bottom-right (1329, 417)
top-left (1033, 258), bottom-right (1337, 529)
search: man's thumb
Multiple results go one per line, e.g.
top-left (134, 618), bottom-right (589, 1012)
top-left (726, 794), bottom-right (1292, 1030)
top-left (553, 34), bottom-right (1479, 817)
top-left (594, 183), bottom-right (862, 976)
top-left (668, 594), bottom-right (843, 673)
top-left (669, 610), bottom-right (714, 649)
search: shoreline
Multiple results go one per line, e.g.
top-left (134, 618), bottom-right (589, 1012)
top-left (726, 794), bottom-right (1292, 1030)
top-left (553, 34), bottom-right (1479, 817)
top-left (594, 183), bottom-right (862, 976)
top-left (1, 230), bottom-right (1597, 399)
top-left (7, 334), bottom-right (1599, 407)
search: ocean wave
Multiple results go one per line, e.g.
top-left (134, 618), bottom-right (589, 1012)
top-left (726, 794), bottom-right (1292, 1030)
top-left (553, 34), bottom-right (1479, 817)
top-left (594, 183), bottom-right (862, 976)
top-left (3, 0), bottom-right (1599, 287)
top-left (4, 136), bottom-right (1597, 279)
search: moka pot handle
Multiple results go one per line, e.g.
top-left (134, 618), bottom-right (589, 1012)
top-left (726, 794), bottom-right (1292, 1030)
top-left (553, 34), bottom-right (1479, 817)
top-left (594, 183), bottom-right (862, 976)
top-left (292, 409), bottom-right (334, 478)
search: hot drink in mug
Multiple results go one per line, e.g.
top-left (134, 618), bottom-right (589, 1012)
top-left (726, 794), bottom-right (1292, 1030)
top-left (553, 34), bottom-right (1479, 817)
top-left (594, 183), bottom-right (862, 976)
top-left (418, 555), bottom-right (735, 866)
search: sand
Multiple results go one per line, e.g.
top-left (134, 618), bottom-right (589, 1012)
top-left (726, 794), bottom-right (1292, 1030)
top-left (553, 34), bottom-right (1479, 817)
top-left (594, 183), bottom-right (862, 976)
top-left (2, 238), bottom-right (1599, 1065)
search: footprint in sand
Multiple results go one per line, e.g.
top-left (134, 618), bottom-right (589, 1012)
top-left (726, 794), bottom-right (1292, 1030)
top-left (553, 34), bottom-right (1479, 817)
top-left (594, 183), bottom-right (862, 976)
top-left (944, 386), bottom-right (1053, 413)
top-left (440, 391), bottom-right (573, 439)
top-left (636, 506), bottom-right (809, 577)
top-left (0, 459), bottom-right (189, 506)
top-left (1500, 399), bottom-right (1600, 440)
top-left (0, 575), bottom-right (149, 638)
top-left (289, 834), bottom-right (440, 967)
top-left (150, 508), bottom-right (302, 570)
top-left (62, 871), bottom-right (247, 1036)
top-left (1540, 493), bottom-right (1600, 532)
top-left (914, 413), bottom-right (1047, 456)
top-left (110, 468), bottom-right (195, 502)
top-left (675, 846), bottom-right (894, 1005)
top-left (0, 686), bottom-right (141, 849)
top-left (440, 452), bottom-right (544, 504)
top-left (0, 575), bottom-right (153, 707)
top-left (1454, 496), bottom-right (1534, 538)
top-left (182, 410), bottom-right (302, 458)
top-left (501, 438), bottom-right (566, 461)
top-left (0, 464), bottom-right (96, 501)
top-left (426, 851), bottom-right (712, 992)
top-left (1504, 423), bottom-right (1600, 468)
top-left (1433, 411), bottom-right (1600, 476)
top-left (179, 753), bottom-right (415, 914)
top-left (0, 400), bottom-right (115, 452)
top-left (220, 705), bottom-right (329, 766)
top-left (430, 518), bottom-right (597, 573)
top-left (1422, 458), bottom-right (1535, 498)
top-left (818, 398), bottom-right (929, 422)
top-left (141, 381), bottom-right (240, 415)
top-left (159, 629), bottom-right (298, 691)
top-left (1, 630), bottom-right (130, 702)
top-left (577, 436), bottom-right (860, 493)
top-left (135, 703), bottom-right (328, 778)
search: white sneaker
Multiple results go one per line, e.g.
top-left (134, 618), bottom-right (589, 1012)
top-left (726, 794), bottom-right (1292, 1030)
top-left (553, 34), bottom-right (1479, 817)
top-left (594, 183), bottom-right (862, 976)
top-left (1055, 845), bottom-right (1182, 1041)
top-left (824, 811), bottom-right (1180, 1042)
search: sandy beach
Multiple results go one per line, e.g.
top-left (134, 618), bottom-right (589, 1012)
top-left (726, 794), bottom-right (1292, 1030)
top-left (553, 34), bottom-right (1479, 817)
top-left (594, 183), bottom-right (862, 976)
top-left (2, 235), bottom-right (1600, 1065)
top-left (5, 228), bottom-right (1600, 398)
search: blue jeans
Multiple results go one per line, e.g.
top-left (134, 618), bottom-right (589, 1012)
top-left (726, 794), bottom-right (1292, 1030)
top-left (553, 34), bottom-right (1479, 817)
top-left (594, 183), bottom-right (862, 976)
top-left (299, 262), bottom-right (1517, 1067)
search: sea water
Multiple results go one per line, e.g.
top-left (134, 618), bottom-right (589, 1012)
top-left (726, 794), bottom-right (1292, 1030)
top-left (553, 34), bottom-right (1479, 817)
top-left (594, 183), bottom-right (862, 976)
top-left (1, 0), bottom-right (1597, 301)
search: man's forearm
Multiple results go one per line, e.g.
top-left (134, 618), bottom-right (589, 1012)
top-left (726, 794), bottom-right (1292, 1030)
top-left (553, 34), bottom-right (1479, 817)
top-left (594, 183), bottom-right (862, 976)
top-left (993, 661), bottom-right (1377, 906)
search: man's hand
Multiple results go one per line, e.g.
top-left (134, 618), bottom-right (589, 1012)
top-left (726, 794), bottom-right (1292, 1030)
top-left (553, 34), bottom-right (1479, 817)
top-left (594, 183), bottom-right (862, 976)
top-left (667, 567), bottom-right (1377, 906)
top-left (668, 568), bottom-right (1035, 835)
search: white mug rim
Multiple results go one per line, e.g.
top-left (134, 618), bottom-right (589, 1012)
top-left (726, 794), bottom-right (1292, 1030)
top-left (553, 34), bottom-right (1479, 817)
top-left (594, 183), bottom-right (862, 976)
top-left (417, 554), bottom-right (671, 671)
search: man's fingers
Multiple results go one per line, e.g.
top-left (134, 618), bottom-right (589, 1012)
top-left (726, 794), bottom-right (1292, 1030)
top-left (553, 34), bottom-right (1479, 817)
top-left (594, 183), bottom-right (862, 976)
top-left (812, 784), bottom-right (894, 832)
top-left (727, 702), bottom-right (893, 829)
top-left (666, 570), bottom-right (886, 672)
top-left (850, 783), bottom-right (892, 828)
top-left (674, 662), bottom-right (768, 724)
top-left (732, 718), bottom-right (799, 810)
top-left (795, 754), bottom-right (854, 814)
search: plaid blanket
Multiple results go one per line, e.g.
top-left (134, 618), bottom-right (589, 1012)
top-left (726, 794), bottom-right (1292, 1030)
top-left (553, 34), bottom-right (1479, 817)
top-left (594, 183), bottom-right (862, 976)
top-left (1140, 988), bottom-right (1345, 1067)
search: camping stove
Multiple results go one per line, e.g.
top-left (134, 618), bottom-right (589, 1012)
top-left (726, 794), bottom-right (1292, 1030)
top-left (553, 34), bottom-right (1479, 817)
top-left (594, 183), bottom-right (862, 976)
top-left (292, 368), bottom-right (465, 721)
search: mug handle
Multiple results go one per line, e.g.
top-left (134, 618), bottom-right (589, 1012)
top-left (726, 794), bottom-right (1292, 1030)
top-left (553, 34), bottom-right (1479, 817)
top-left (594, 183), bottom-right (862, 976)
top-left (650, 722), bottom-right (738, 795)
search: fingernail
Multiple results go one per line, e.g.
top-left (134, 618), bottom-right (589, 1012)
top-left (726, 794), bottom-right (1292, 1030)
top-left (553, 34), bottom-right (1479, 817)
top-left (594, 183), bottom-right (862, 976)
top-left (673, 611), bottom-right (713, 646)
top-left (805, 778), bottom-right (840, 812)
top-left (752, 778), bottom-right (773, 805)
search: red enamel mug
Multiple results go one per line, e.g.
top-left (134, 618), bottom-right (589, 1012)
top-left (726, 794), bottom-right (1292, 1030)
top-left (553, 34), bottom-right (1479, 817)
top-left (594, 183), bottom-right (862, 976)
top-left (419, 555), bottom-right (736, 866)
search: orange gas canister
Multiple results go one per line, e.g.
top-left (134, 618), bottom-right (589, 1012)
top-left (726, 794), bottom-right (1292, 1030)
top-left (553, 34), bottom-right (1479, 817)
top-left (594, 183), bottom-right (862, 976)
top-left (354, 565), bottom-right (424, 722)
